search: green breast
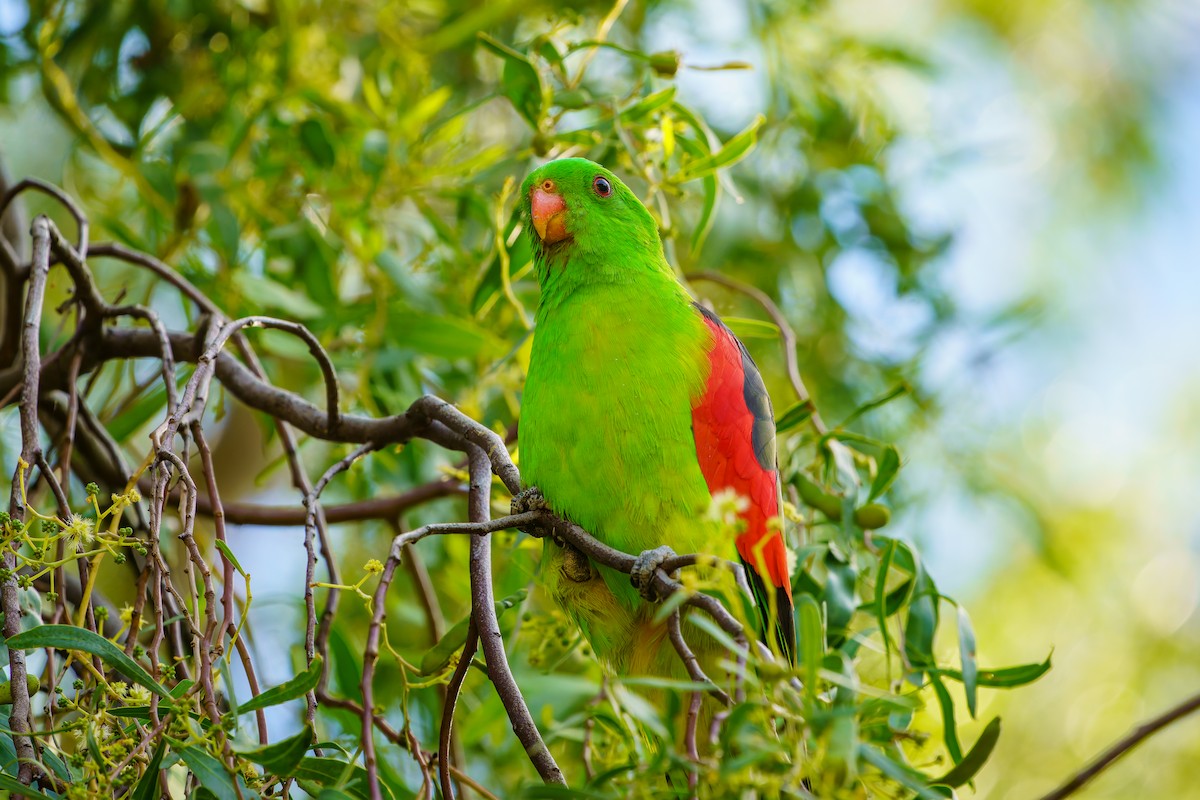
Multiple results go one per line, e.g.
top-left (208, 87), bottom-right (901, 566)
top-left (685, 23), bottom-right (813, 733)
top-left (520, 278), bottom-right (715, 609)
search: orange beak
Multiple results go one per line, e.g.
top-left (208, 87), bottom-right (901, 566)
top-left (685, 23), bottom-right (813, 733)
top-left (531, 187), bottom-right (569, 244)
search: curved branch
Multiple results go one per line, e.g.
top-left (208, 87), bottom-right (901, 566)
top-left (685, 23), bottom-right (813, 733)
top-left (184, 477), bottom-right (467, 526)
top-left (464, 444), bottom-right (566, 786)
top-left (1038, 691), bottom-right (1200, 800)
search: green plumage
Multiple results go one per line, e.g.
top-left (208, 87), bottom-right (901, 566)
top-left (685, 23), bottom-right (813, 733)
top-left (518, 159), bottom-right (729, 676)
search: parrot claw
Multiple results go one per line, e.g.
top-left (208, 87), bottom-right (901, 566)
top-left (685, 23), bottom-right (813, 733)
top-left (511, 486), bottom-right (547, 516)
top-left (631, 545), bottom-right (677, 602)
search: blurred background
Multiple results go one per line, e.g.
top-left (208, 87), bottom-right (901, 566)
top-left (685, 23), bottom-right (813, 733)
top-left (1, 0), bottom-right (1198, 796)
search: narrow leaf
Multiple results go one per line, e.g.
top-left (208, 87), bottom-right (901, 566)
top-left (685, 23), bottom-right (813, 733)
top-left (239, 655), bottom-right (322, 714)
top-left (478, 33), bottom-right (543, 127)
top-left (0, 773), bottom-right (55, 799)
top-left (235, 724), bottom-right (314, 778)
top-left (823, 551), bottom-right (858, 646)
top-left (796, 593), bottom-right (824, 701)
top-left (677, 114), bottom-right (766, 182)
top-left (957, 605), bottom-right (978, 718)
top-left (691, 173), bottom-right (720, 255)
top-left (775, 400), bottom-right (814, 433)
top-left (935, 717), bottom-right (1002, 788)
top-left (935, 653), bottom-right (1052, 688)
top-left (6, 625), bottom-right (168, 695)
top-left (929, 673), bottom-right (963, 763)
top-left (293, 757), bottom-right (390, 800)
top-left (174, 742), bottom-right (239, 800)
top-left (132, 738), bottom-right (167, 800)
top-left (869, 445), bottom-right (901, 501)
top-left (874, 539), bottom-right (896, 659)
top-left (858, 745), bottom-right (946, 800)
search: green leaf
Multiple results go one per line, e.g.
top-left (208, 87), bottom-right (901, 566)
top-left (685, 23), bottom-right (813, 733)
top-left (823, 551), bottom-right (858, 646)
top-left (294, 756), bottom-right (391, 800)
top-left (478, 34), bottom-right (543, 127)
top-left (858, 745), bottom-right (946, 800)
top-left (721, 316), bottom-right (780, 339)
top-left (208, 201), bottom-right (240, 262)
top-left (0, 773), bottom-right (56, 800)
top-left (903, 565), bottom-right (938, 671)
top-left (929, 672), bottom-right (963, 763)
top-left (214, 540), bottom-right (246, 577)
top-left (936, 653), bottom-right (1052, 688)
top-left (676, 114), bottom-right (766, 182)
top-left (328, 627), bottom-right (362, 698)
top-left (796, 593), bottom-right (824, 701)
top-left (691, 173), bottom-right (720, 255)
top-left (420, 590), bottom-right (525, 675)
top-left (619, 87), bottom-right (676, 122)
top-left (239, 655), bottom-right (322, 715)
top-left (957, 605), bottom-right (978, 718)
top-left (106, 381), bottom-right (169, 442)
top-left (235, 723), bottom-right (313, 778)
top-left (775, 400), bottom-right (815, 433)
top-left (299, 118), bottom-right (336, 168)
top-left (874, 539), bottom-right (896, 658)
top-left (869, 445), bottom-right (901, 502)
top-left (231, 271), bottom-right (325, 321)
top-left (174, 742), bottom-right (239, 800)
top-left (6, 624), bottom-right (168, 696)
top-left (841, 383), bottom-right (911, 429)
top-left (420, 614), bottom-right (473, 676)
top-left (935, 717), bottom-right (1002, 788)
top-left (385, 310), bottom-right (504, 360)
top-left (619, 676), bottom-right (715, 693)
top-left (132, 738), bottom-right (167, 800)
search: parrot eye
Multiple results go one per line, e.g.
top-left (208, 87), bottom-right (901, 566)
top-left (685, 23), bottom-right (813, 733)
top-left (592, 176), bottom-right (613, 197)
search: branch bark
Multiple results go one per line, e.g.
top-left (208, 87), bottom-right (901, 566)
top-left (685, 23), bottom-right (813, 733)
top-left (1037, 691), bottom-right (1200, 800)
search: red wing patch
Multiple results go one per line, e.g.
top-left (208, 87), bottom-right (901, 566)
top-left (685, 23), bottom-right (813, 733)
top-left (690, 305), bottom-right (792, 603)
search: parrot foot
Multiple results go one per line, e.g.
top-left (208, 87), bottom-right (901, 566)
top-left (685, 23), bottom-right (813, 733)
top-left (630, 545), bottom-right (677, 602)
top-left (511, 486), bottom-right (547, 516)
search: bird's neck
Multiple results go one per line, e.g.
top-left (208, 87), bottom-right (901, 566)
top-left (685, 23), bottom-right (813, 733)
top-left (533, 245), bottom-right (679, 315)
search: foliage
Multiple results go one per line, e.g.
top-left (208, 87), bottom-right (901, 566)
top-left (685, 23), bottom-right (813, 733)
top-left (0, 1), bottom-right (1057, 797)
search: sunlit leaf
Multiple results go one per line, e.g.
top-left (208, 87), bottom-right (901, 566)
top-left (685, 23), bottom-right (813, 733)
top-left (6, 625), bottom-right (168, 695)
top-left (957, 605), bottom-right (978, 718)
top-left (676, 114), bottom-right (766, 182)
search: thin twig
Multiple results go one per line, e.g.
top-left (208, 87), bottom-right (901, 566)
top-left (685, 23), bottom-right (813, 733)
top-left (2, 215), bottom-right (52, 788)
top-left (1037, 691), bottom-right (1200, 800)
top-left (440, 617), bottom-right (478, 800)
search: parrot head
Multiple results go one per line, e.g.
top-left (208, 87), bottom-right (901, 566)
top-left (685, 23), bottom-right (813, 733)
top-left (520, 159), bottom-right (662, 276)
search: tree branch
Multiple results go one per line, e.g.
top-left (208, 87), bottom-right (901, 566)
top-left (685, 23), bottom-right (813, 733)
top-left (1038, 691), bottom-right (1200, 800)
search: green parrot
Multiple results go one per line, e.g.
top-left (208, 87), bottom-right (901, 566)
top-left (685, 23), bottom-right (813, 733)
top-left (517, 158), bottom-right (795, 685)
